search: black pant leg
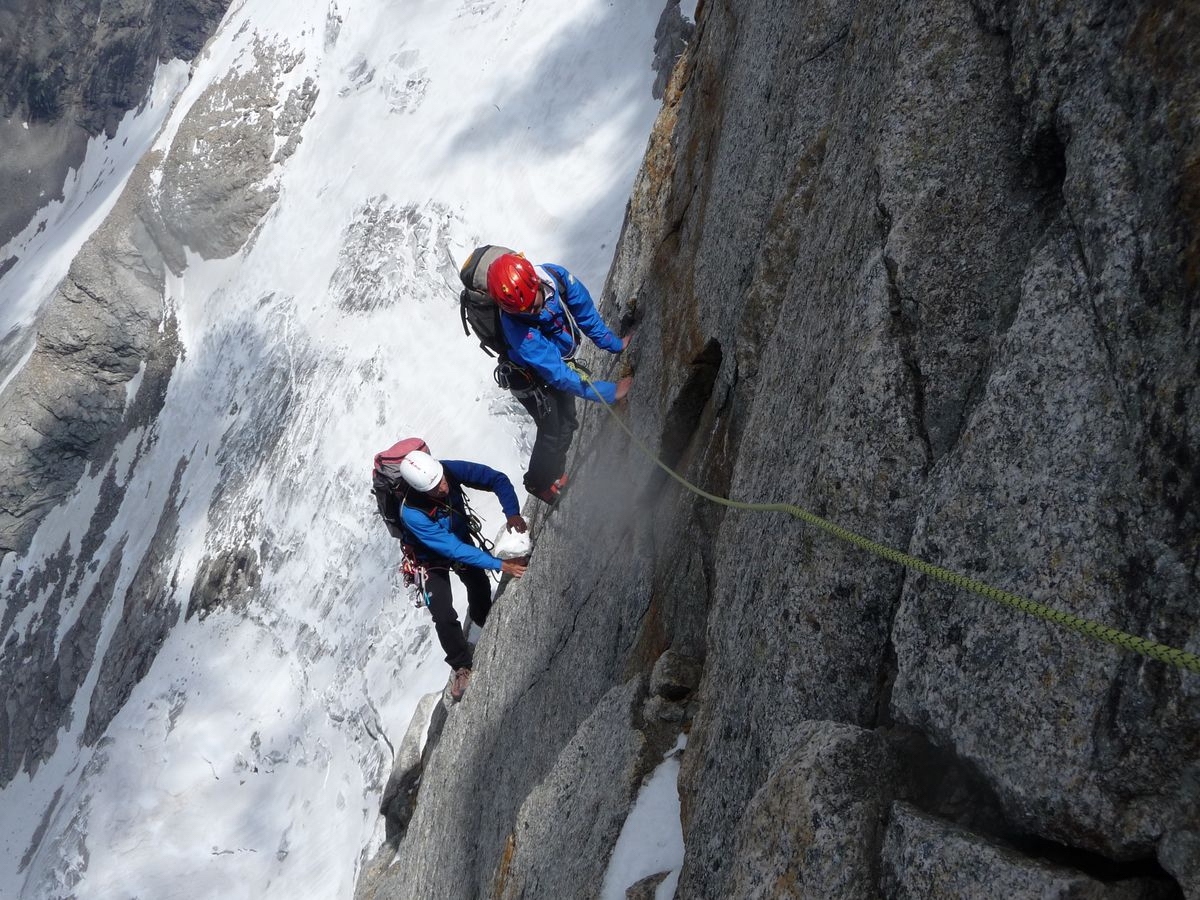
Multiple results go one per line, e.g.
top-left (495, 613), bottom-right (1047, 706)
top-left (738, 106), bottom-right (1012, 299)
top-left (549, 389), bottom-right (578, 466)
top-left (516, 387), bottom-right (578, 493)
top-left (423, 568), bottom-right (472, 670)
top-left (516, 390), bottom-right (560, 493)
top-left (457, 565), bottom-right (494, 628)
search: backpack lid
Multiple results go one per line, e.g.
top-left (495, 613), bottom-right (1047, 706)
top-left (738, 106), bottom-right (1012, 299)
top-left (374, 437), bottom-right (430, 469)
top-left (373, 438), bottom-right (431, 490)
top-left (459, 245), bottom-right (516, 294)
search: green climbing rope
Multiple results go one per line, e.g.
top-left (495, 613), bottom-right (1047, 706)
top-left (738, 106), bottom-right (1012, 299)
top-left (580, 374), bottom-right (1200, 675)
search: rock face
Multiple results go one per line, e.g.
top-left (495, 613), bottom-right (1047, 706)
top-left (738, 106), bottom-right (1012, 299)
top-left (0, 0), bottom-right (231, 251)
top-left (149, 43), bottom-right (316, 271)
top-left (881, 803), bottom-right (1171, 900)
top-left (365, 0), bottom-right (1199, 897)
top-left (724, 722), bottom-right (898, 899)
top-left (650, 0), bottom-right (694, 101)
top-left (0, 5), bottom-right (316, 788)
top-left (0, 156), bottom-right (180, 558)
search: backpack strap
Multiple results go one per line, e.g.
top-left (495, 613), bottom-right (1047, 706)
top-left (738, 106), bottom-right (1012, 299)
top-left (460, 291), bottom-right (472, 337)
top-left (460, 290), bottom-right (503, 358)
top-left (459, 245), bottom-right (493, 290)
top-left (544, 268), bottom-right (583, 359)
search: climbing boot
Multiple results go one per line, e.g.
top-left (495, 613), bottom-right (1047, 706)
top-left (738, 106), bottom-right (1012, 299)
top-left (449, 667), bottom-right (472, 702)
top-left (531, 473), bottom-right (569, 505)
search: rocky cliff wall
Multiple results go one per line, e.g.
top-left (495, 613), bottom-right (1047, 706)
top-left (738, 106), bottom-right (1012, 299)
top-left (364, 0), bottom-right (1198, 897)
top-left (0, 0), bottom-right (230, 253)
top-left (0, 0), bottom-right (231, 561)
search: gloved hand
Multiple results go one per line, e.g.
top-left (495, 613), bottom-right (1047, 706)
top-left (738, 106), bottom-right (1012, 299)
top-left (506, 514), bottom-right (528, 533)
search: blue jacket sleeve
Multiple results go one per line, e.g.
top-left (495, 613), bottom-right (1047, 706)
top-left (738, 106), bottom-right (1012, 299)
top-left (442, 460), bottom-right (520, 517)
top-left (501, 313), bottom-right (618, 403)
top-left (544, 264), bottom-right (623, 353)
top-left (400, 504), bottom-right (502, 571)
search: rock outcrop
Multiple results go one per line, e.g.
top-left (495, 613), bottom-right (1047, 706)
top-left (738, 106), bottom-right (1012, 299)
top-left (881, 803), bottom-right (1172, 900)
top-left (0, 14), bottom-right (318, 787)
top-left (0, 0), bottom-right (231, 251)
top-left (362, 0), bottom-right (1198, 897)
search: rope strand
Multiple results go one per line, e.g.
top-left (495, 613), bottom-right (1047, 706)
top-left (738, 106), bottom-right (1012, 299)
top-left (580, 374), bottom-right (1199, 675)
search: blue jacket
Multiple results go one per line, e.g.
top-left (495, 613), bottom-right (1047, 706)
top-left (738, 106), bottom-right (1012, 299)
top-left (500, 263), bottom-right (624, 402)
top-left (399, 460), bottom-right (520, 571)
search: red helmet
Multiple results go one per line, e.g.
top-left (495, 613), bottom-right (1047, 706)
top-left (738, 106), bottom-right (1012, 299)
top-left (486, 253), bottom-right (541, 313)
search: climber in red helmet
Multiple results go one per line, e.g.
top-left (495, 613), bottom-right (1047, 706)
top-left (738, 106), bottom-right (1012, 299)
top-left (485, 252), bottom-right (632, 504)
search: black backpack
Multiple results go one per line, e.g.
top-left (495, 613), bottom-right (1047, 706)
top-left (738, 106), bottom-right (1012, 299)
top-left (457, 247), bottom-right (577, 393)
top-left (458, 245), bottom-right (516, 359)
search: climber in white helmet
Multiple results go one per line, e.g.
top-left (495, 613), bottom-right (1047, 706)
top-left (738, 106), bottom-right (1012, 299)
top-left (396, 450), bottom-right (527, 701)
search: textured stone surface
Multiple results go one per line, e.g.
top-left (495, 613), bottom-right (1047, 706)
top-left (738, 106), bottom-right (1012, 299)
top-left (0, 156), bottom-right (181, 556)
top-left (650, 0), bottom-right (694, 101)
top-left (149, 40), bottom-right (313, 271)
top-left (377, 692), bottom-right (442, 848)
top-left (0, 7), bottom-right (315, 788)
top-left (648, 648), bottom-right (700, 701)
top-left (1160, 830), bottom-right (1200, 900)
top-left (888, 0), bottom-right (1200, 861)
top-left (625, 872), bottom-right (670, 900)
top-left (1, 0), bottom-right (1190, 891)
top-left (496, 678), bottom-right (647, 899)
top-left (0, 27), bottom-right (315, 555)
top-left (356, 524), bottom-right (668, 899)
top-left (83, 456), bottom-right (188, 743)
top-left (0, 541), bottom-right (117, 785)
top-left (186, 544), bottom-right (262, 620)
top-left (367, 0), bottom-right (1199, 896)
top-left (725, 721), bottom-right (898, 899)
top-left (881, 803), bottom-right (1174, 899)
top-left (0, 187), bottom-right (175, 776)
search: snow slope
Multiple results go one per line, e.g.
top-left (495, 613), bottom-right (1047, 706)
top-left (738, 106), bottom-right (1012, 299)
top-left (0, 0), bottom-right (676, 896)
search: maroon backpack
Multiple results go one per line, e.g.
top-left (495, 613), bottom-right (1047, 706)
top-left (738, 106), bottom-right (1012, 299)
top-left (371, 438), bottom-right (430, 540)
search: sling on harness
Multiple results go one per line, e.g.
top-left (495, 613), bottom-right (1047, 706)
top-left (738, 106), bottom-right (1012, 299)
top-left (399, 488), bottom-right (499, 603)
top-left (401, 553), bottom-right (431, 608)
top-left (498, 269), bottom-right (587, 418)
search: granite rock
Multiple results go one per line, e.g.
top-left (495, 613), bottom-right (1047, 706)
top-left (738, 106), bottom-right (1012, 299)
top-left (881, 802), bottom-right (1175, 900)
top-left (365, 0), bottom-right (1198, 896)
top-left (0, 0), bottom-right (230, 250)
top-left (725, 721), bottom-right (899, 900)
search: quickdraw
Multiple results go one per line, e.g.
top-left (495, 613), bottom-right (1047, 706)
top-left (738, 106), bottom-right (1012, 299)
top-left (400, 549), bottom-right (430, 608)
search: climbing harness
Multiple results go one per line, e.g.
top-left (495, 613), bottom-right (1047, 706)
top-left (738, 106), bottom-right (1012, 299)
top-left (580, 374), bottom-right (1200, 675)
top-left (401, 488), bottom-right (500, 588)
top-left (494, 359), bottom-right (534, 392)
top-left (495, 360), bottom-right (553, 418)
top-left (496, 273), bottom-right (587, 416)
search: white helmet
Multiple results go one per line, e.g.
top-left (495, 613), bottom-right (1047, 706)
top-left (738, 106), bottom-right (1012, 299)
top-left (399, 450), bottom-right (443, 492)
